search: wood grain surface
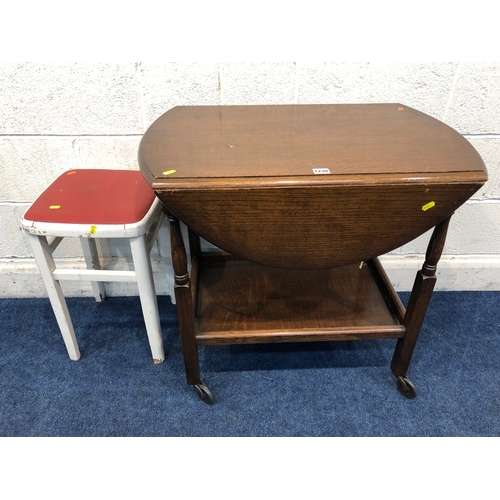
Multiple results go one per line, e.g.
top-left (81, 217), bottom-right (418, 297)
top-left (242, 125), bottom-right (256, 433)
top-left (139, 104), bottom-right (487, 187)
top-left (140, 104), bottom-right (487, 269)
top-left (195, 259), bottom-right (405, 345)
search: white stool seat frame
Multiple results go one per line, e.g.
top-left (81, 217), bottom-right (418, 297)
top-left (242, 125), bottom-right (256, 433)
top-left (21, 197), bottom-right (165, 364)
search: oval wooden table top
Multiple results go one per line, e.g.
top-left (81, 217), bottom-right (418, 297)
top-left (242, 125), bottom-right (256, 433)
top-left (139, 104), bottom-right (487, 269)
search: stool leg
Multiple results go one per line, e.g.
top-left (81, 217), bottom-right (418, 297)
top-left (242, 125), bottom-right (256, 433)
top-left (130, 234), bottom-right (165, 364)
top-left (26, 233), bottom-right (81, 361)
top-left (81, 238), bottom-right (106, 302)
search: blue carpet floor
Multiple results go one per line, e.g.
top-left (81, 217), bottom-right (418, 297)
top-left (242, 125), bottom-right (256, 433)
top-left (0, 291), bottom-right (499, 437)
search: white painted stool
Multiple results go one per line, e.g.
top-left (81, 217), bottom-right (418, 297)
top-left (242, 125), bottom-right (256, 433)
top-left (21, 169), bottom-right (165, 364)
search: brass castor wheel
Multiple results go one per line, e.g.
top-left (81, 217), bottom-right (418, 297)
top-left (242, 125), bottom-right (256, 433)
top-left (397, 375), bottom-right (417, 399)
top-left (194, 383), bottom-right (214, 404)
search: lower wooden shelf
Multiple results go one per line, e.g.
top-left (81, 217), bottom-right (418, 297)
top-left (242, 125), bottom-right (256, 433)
top-left (194, 257), bottom-right (406, 345)
top-left (165, 214), bottom-right (452, 401)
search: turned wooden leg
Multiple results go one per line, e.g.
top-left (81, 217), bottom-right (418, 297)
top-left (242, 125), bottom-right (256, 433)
top-left (166, 209), bottom-right (201, 386)
top-left (391, 215), bottom-right (452, 379)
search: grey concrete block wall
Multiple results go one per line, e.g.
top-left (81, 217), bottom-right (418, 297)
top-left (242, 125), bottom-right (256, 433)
top-left (296, 62), bottom-right (459, 116)
top-left (220, 62), bottom-right (298, 104)
top-left (1, 62), bottom-right (499, 289)
top-left (0, 204), bottom-right (29, 257)
top-left (140, 62), bottom-right (220, 124)
top-left (1, 63), bottom-right (142, 135)
top-left (0, 137), bottom-right (141, 201)
top-left (468, 137), bottom-right (500, 199)
top-left (445, 62), bottom-right (500, 134)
